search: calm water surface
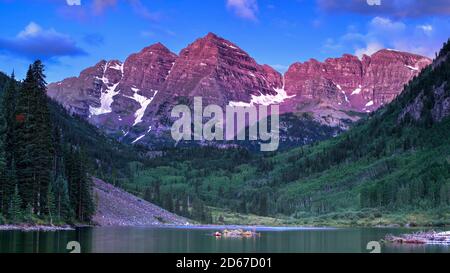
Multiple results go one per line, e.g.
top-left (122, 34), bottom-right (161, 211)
top-left (1, 226), bottom-right (449, 253)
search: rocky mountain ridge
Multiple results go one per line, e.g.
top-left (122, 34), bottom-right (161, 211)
top-left (47, 32), bottom-right (431, 145)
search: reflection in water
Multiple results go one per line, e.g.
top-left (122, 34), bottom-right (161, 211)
top-left (0, 227), bottom-right (449, 253)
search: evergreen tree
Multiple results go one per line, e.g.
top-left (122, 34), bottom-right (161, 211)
top-left (31, 61), bottom-right (53, 215)
top-left (143, 187), bottom-right (153, 202)
top-left (78, 150), bottom-right (94, 222)
top-left (14, 61), bottom-right (53, 215)
top-left (10, 185), bottom-right (22, 223)
top-left (52, 174), bottom-right (71, 221)
top-left (163, 193), bottom-right (174, 212)
top-left (47, 182), bottom-right (56, 224)
top-left (0, 87), bottom-right (6, 213)
top-left (15, 65), bottom-right (36, 210)
top-left (192, 198), bottom-right (206, 222)
top-left (258, 195), bottom-right (268, 216)
top-left (4, 161), bottom-right (17, 218)
top-left (181, 197), bottom-right (190, 217)
top-left (65, 147), bottom-right (94, 222)
top-left (0, 74), bottom-right (17, 215)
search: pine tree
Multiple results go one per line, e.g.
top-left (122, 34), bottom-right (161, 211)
top-left (47, 182), bottom-right (56, 225)
top-left (53, 174), bottom-right (71, 221)
top-left (143, 187), bottom-right (153, 202)
top-left (2, 73), bottom-right (17, 167)
top-left (192, 198), bottom-right (206, 222)
top-left (0, 74), bottom-right (17, 215)
top-left (14, 61), bottom-right (53, 215)
top-left (65, 147), bottom-right (94, 222)
top-left (258, 195), bottom-right (268, 216)
top-left (51, 128), bottom-right (72, 221)
top-left (15, 65), bottom-right (36, 210)
top-left (0, 87), bottom-right (6, 213)
top-left (163, 193), bottom-right (174, 212)
top-left (31, 61), bottom-right (53, 215)
top-left (10, 185), bottom-right (22, 223)
top-left (181, 197), bottom-right (190, 217)
top-left (78, 150), bottom-right (94, 222)
top-left (5, 161), bottom-right (17, 218)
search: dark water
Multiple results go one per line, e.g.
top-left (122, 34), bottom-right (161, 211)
top-left (0, 226), bottom-right (449, 253)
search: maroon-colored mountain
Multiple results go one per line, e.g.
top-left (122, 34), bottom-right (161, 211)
top-left (139, 33), bottom-right (286, 137)
top-left (47, 33), bottom-right (431, 144)
top-left (281, 49), bottom-right (431, 126)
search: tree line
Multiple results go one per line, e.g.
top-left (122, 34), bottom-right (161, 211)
top-left (0, 61), bottom-right (94, 224)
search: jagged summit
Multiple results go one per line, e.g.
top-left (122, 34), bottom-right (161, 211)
top-left (47, 33), bottom-right (431, 144)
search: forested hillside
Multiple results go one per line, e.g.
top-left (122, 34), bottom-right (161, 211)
top-left (127, 40), bottom-right (450, 226)
top-left (0, 62), bottom-right (142, 225)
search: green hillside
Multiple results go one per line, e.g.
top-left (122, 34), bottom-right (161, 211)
top-left (128, 40), bottom-right (450, 226)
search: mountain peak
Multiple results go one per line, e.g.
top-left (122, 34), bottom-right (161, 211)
top-left (372, 48), bottom-right (430, 60)
top-left (195, 32), bottom-right (240, 50)
top-left (205, 32), bottom-right (220, 40)
top-left (141, 42), bottom-right (172, 54)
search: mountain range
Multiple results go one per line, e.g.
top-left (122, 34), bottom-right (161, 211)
top-left (128, 39), bottom-right (450, 226)
top-left (47, 33), bottom-right (431, 146)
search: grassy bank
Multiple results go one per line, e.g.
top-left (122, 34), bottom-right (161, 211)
top-left (210, 207), bottom-right (450, 228)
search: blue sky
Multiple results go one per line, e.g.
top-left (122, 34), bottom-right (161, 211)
top-left (0, 0), bottom-right (449, 83)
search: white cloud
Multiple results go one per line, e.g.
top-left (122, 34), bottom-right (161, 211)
top-left (226, 0), bottom-right (258, 21)
top-left (418, 24), bottom-right (433, 36)
top-left (318, 0), bottom-right (450, 18)
top-left (322, 16), bottom-right (449, 59)
top-left (355, 42), bottom-right (384, 59)
top-left (370, 17), bottom-right (406, 33)
top-left (18, 22), bottom-right (42, 38)
top-left (0, 22), bottom-right (86, 60)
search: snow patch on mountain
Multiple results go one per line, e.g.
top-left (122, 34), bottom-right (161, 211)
top-left (342, 90), bottom-right (349, 103)
top-left (89, 61), bottom-right (124, 116)
top-left (333, 82), bottom-right (349, 103)
top-left (229, 81), bottom-right (295, 107)
top-left (223, 42), bottom-right (238, 50)
top-left (132, 134), bottom-right (146, 144)
top-left (125, 88), bottom-right (158, 126)
top-left (89, 82), bottom-right (120, 116)
top-left (351, 85), bottom-right (362, 95)
top-left (405, 65), bottom-right (419, 71)
top-left (110, 63), bottom-right (123, 71)
top-left (165, 62), bottom-right (176, 80)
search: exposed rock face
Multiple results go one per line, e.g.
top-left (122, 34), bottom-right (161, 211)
top-left (399, 82), bottom-right (450, 124)
top-left (48, 43), bottom-right (177, 135)
top-left (47, 33), bottom-right (432, 145)
top-left (432, 83), bottom-right (450, 122)
top-left (47, 60), bottom-right (123, 118)
top-left (283, 49), bottom-right (431, 124)
top-left (156, 33), bottom-right (282, 106)
top-left (144, 33), bottom-right (285, 134)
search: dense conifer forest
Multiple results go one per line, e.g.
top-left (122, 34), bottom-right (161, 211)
top-left (0, 61), bottom-right (139, 225)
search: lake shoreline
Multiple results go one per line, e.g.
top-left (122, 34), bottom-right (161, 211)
top-left (1, 222), bottom-right (447, 232)
top-left (0, 224), bottom-right (75, 232)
